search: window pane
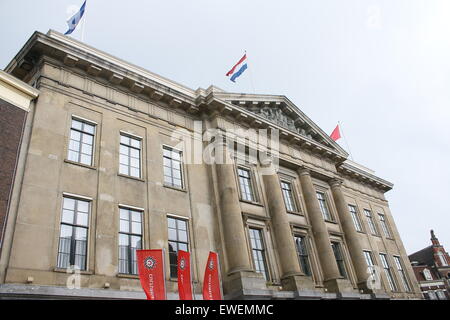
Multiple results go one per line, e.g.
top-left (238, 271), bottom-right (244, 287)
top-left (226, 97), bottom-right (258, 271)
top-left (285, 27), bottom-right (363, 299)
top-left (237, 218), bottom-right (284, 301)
top-left (130, 167), bottom-right (140, 178)
top-left (120, 135), bottom-right (130, 145)
top-left (84, 123), bottom-right (95, 134)
top-left (131, 211), bottom-right (141, 222)
top-left (80, 154), bottom-right (92, 165)
top-left (69, 140), bottom-right (80, 152)
top-left (130, 138), bottom-right (140, 148)
top-left (178, 230), bottom-right (188, 242)
top-left (77, 212), bottom-right (88, 226)
top-left (72, 120), bottom-right (82, 130)
top-left (168, 228), bottom-right (177, 241)
top-left (120, 219), bottom-right (129, 233)
top-left (70, 130), bottom-right (81, 141)
top-left (168, 218), bottom-right (176, 229)
top-left (68, 150), bottom-right (79, 162)
top-left (77, 201), bottom-right (89, 213)
top-left (131, 222), bottom-right (141, 234)
top-left (62, 209), bottom-right (74, 224)
top-left (82, 134), bottom-right (93, 145)
top-left (64, 198), bottom-right (76, 210)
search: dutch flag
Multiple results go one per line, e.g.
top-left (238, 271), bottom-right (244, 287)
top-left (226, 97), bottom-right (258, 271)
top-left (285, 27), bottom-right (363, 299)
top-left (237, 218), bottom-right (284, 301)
top-left (64, 0), bottom-right (86, 35)
top-left (226, 53), bottom-right (248, 83)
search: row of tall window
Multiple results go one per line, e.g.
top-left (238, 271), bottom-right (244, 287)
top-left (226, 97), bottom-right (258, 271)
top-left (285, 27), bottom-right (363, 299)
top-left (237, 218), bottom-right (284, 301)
top-left (348, 204), bottom-right (392, 238)
top-left (236, 167), bottom-right (393, 239)
top-left (56, 194), bottom-right (411, 293)
top-left (69, 118), bottom-right (393, 241)
top-left (363, 249), bottom-right (411, 292)
top-left (68, 118), bottom-right (183, 188)
top-left (56, 195), bottom-right (318, 281)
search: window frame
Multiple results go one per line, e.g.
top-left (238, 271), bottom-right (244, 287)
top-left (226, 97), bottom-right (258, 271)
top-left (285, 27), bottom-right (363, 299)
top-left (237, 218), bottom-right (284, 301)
top-left (162, 145), bottom-right (184, 189)
top-left (167, 215), bottom-right (189, 279)
top-left (118, 207), bottom-right (143, 275)
top-left (294, 234), bottom-right (312, 276)
top-left (67, 117), bottom-right (96, 166)
top-left (363, 250), bottom-right (377, 282)
top-left (379, 253), bottom-right (398, 292)
top-left (364, 209), bottom-right (379, 236)
top-left (119, 133), bottom-right (142, 179)
top-left (393, 255), bottom-right (411, 292)
top-left (237, 166), bottom-right (257, 203)
top-left (348, 204), bottom-right (364, 232)
top-left (280, 180), bottom-right (298, 213)
top-left (57, 196), bottom-right (91, 271)
top-left (248, 227), bottom-right (270, 281)
top-left (331, 241), bottom-right (347, 279)
top-left (378, 213), bottom-right (392, 238)
top-left (316, 191), bottom-right (333, 222)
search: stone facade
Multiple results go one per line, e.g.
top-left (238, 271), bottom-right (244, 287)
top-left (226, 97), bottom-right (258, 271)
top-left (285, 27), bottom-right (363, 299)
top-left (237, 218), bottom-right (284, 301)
top-left (0, 30), bottom-right (421, 299)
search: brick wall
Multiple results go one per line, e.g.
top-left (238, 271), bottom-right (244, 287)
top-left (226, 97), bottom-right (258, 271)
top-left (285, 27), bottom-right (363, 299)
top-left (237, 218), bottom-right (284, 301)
top-left (0, 99), bottom-right (27, 244)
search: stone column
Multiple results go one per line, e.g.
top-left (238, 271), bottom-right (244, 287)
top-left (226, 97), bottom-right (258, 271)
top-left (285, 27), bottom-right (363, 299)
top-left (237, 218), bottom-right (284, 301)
top-left (262, 173), bottom-right (315, 291)
top-left (298, 168), bottom-right (349, 293)
top-left (329, 179), bottom-right (372, 292)
top-left (214, 143), bottom-right (251, 275)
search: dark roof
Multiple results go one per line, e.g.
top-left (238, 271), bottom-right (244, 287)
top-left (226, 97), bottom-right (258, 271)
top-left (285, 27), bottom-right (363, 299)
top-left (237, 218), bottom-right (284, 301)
top-left (409, 246), bottom-right (435, 266)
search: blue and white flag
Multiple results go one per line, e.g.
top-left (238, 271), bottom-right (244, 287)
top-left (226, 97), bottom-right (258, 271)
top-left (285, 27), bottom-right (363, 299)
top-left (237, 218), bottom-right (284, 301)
top-left (226, 53), bottom-right (248, 83)
top-left (65, 1), bottom-right (86, 35)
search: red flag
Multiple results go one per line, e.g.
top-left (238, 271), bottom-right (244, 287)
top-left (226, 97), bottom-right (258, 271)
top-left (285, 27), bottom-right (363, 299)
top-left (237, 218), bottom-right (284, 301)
top-left (177, 250), bottom-right (193, 300)
top-left (136, 249), bottom-right (166, 300)
top-left (202, 251), bottom-right (222, 300)
top-left (330, 124), bottom-right (341, 141)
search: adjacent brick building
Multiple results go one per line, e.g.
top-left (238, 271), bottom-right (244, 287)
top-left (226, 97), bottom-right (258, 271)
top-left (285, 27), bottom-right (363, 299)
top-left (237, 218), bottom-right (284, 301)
top-left (0, 71), bottom-right (39, 249)
top-left (409, 230), bottom-right (450, 299)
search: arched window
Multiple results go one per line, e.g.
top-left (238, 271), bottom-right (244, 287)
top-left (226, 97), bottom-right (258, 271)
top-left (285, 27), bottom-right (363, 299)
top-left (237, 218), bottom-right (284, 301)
top-left (437, 251), bottom-right (448, 267)
top-left (423, 268), bottom-right (433, 281)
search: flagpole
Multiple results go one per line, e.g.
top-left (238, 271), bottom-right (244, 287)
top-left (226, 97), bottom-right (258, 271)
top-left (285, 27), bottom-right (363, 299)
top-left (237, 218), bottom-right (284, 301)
top-left (338, 121), bottom-right (354, 161)
top-left (215, 251), bottom-right (224, 300)
top-left (81, 0), bottom-right (87, 42)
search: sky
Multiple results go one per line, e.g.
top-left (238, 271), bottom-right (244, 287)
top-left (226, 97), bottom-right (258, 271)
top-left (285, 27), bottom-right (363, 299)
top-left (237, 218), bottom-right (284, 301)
top-left (0, 0), bottom-right (449, 254)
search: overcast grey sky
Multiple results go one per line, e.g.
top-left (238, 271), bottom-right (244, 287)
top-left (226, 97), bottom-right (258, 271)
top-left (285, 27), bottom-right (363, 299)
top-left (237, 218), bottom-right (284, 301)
top-left (1, 0), bottom-right (449, 254)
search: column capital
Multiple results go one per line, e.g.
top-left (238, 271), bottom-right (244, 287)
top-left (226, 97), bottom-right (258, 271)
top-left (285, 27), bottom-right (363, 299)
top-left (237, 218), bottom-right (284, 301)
top-left (329, 178), bottom-right (344, 188)
top-left (297, 167), bottom-right (311, 177)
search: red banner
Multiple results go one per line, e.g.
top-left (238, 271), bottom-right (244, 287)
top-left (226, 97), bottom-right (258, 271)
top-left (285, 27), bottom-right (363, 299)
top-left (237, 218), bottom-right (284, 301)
top-left (136, 249), bottom-right (166, 300)
top-left (177, 250), bottom-right (193, 300)
top-left (202, 251), bottom-right (222, 300)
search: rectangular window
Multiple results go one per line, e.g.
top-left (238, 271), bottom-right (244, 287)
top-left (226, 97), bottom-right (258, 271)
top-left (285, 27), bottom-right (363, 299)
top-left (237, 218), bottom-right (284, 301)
top-left (249, 228), bottom-right (269, 280)
top-left (281, 181), bottom-right (297, 212)
top-left (316, 192), bottom-right (332, 221)
top-left (364, 209), bottom-right (379, 236)
top-left (238, 168), bottom-right (255, 202)
top-left (331, 242), bottom-right (347, 278)
top-left (118, 208), bottom-right (143, 275)
top-left (379, 253), bottom-right (397, 291)
top-left (393, 256), bottom-right (411, 292)
top-left (363, 250), bottom-right (377, 281)
top-left (348, 205), bottom-right (363, 232)
top-left (378, 213), bottom-right (391, 238)
top-left (119, 134), bottom-right (141, 178)
top-left (67, 118), bottom-right (95, 166)
top-left (163, 146), bottom-right (183, 189)
top-left (436, 290), bottom-right (446, 300)
top-left (167, 217), bottom-right (189, 278)
top-left (294, 235), bottom-right (311, 276)
top-left (57, 197), bottom-right (89, 270)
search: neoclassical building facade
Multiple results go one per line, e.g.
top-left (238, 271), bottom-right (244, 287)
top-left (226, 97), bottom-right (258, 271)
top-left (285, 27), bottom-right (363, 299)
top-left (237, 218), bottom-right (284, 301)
top-left (0, 30), bottom-right (421, 299)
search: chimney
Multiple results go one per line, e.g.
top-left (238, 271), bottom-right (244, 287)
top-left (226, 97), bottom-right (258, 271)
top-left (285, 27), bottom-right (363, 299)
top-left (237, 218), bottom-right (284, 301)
top-left (431, 229), bottom-right (440, 246)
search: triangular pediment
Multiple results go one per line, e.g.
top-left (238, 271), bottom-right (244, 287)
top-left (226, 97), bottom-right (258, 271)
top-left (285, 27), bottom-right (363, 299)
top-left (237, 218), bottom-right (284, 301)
top-left (212, 92), bottom-right (347, 156)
